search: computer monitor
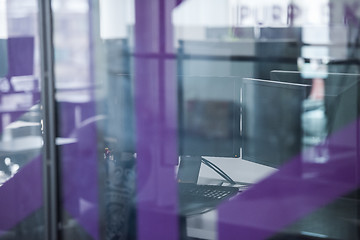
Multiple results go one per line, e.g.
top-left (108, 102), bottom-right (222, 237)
top-left (177, 76), bottom-right (241, 182)
top-left (0, 39), bottom-right (8, 78)
top-left (242, 78), bottom-right (310, 168)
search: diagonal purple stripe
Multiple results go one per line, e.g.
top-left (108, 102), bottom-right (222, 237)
top-left (219, 118), bottom-right (359, 240)
top-left (0, 156), bottom-right (43, 234)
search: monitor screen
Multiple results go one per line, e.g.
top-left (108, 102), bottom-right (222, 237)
top-left (270, 70), bottom-right (360, 136)
top-left (242, 78), bottom-right (310, 168)
top-left (178, 76), bottom-right (241, 158)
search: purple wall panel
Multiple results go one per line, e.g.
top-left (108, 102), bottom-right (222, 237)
top-left (59, 101), bottom-right (99, 240)
top-left (6, 37), bottom-right (34, 78)
top-left (135, 0), bottom-right (179, 239)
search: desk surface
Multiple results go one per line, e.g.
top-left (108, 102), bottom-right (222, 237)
top-left (187, 157), bottom-right (276, 240)
top-left (198, 156), bottom-right (276, 185)
top-left (188, 157), bottom-right (359, 240)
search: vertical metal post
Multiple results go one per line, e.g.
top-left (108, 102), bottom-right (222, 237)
top-left (37, 0), bottom-right (59, 239)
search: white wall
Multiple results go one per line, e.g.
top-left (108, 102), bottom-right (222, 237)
top-left (173, 0), bottom-right (230, 27)
top-left (0, 0), bottom-right (7, 38)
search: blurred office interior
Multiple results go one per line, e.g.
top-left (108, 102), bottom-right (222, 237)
top-left (0, 0), bottom-right (359, 239)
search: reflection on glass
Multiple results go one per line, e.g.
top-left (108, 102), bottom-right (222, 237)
top-left (0, 0), bottom-right (44, 238)
top-left (0, 104), bottom-right (42, 185)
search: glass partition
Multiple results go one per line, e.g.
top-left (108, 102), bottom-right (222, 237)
top-left (2, 0), bottom-right (360, 239)
top-left (0, 0), bottom-right (44, 239)
top-left (80, 0), bottom-right (360, 239)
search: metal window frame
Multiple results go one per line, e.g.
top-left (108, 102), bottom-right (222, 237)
top-left (37, 0), bottom-right (59, 239)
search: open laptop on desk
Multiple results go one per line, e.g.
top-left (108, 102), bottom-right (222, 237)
top-left (177, 76), bottom-right (242, 216)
